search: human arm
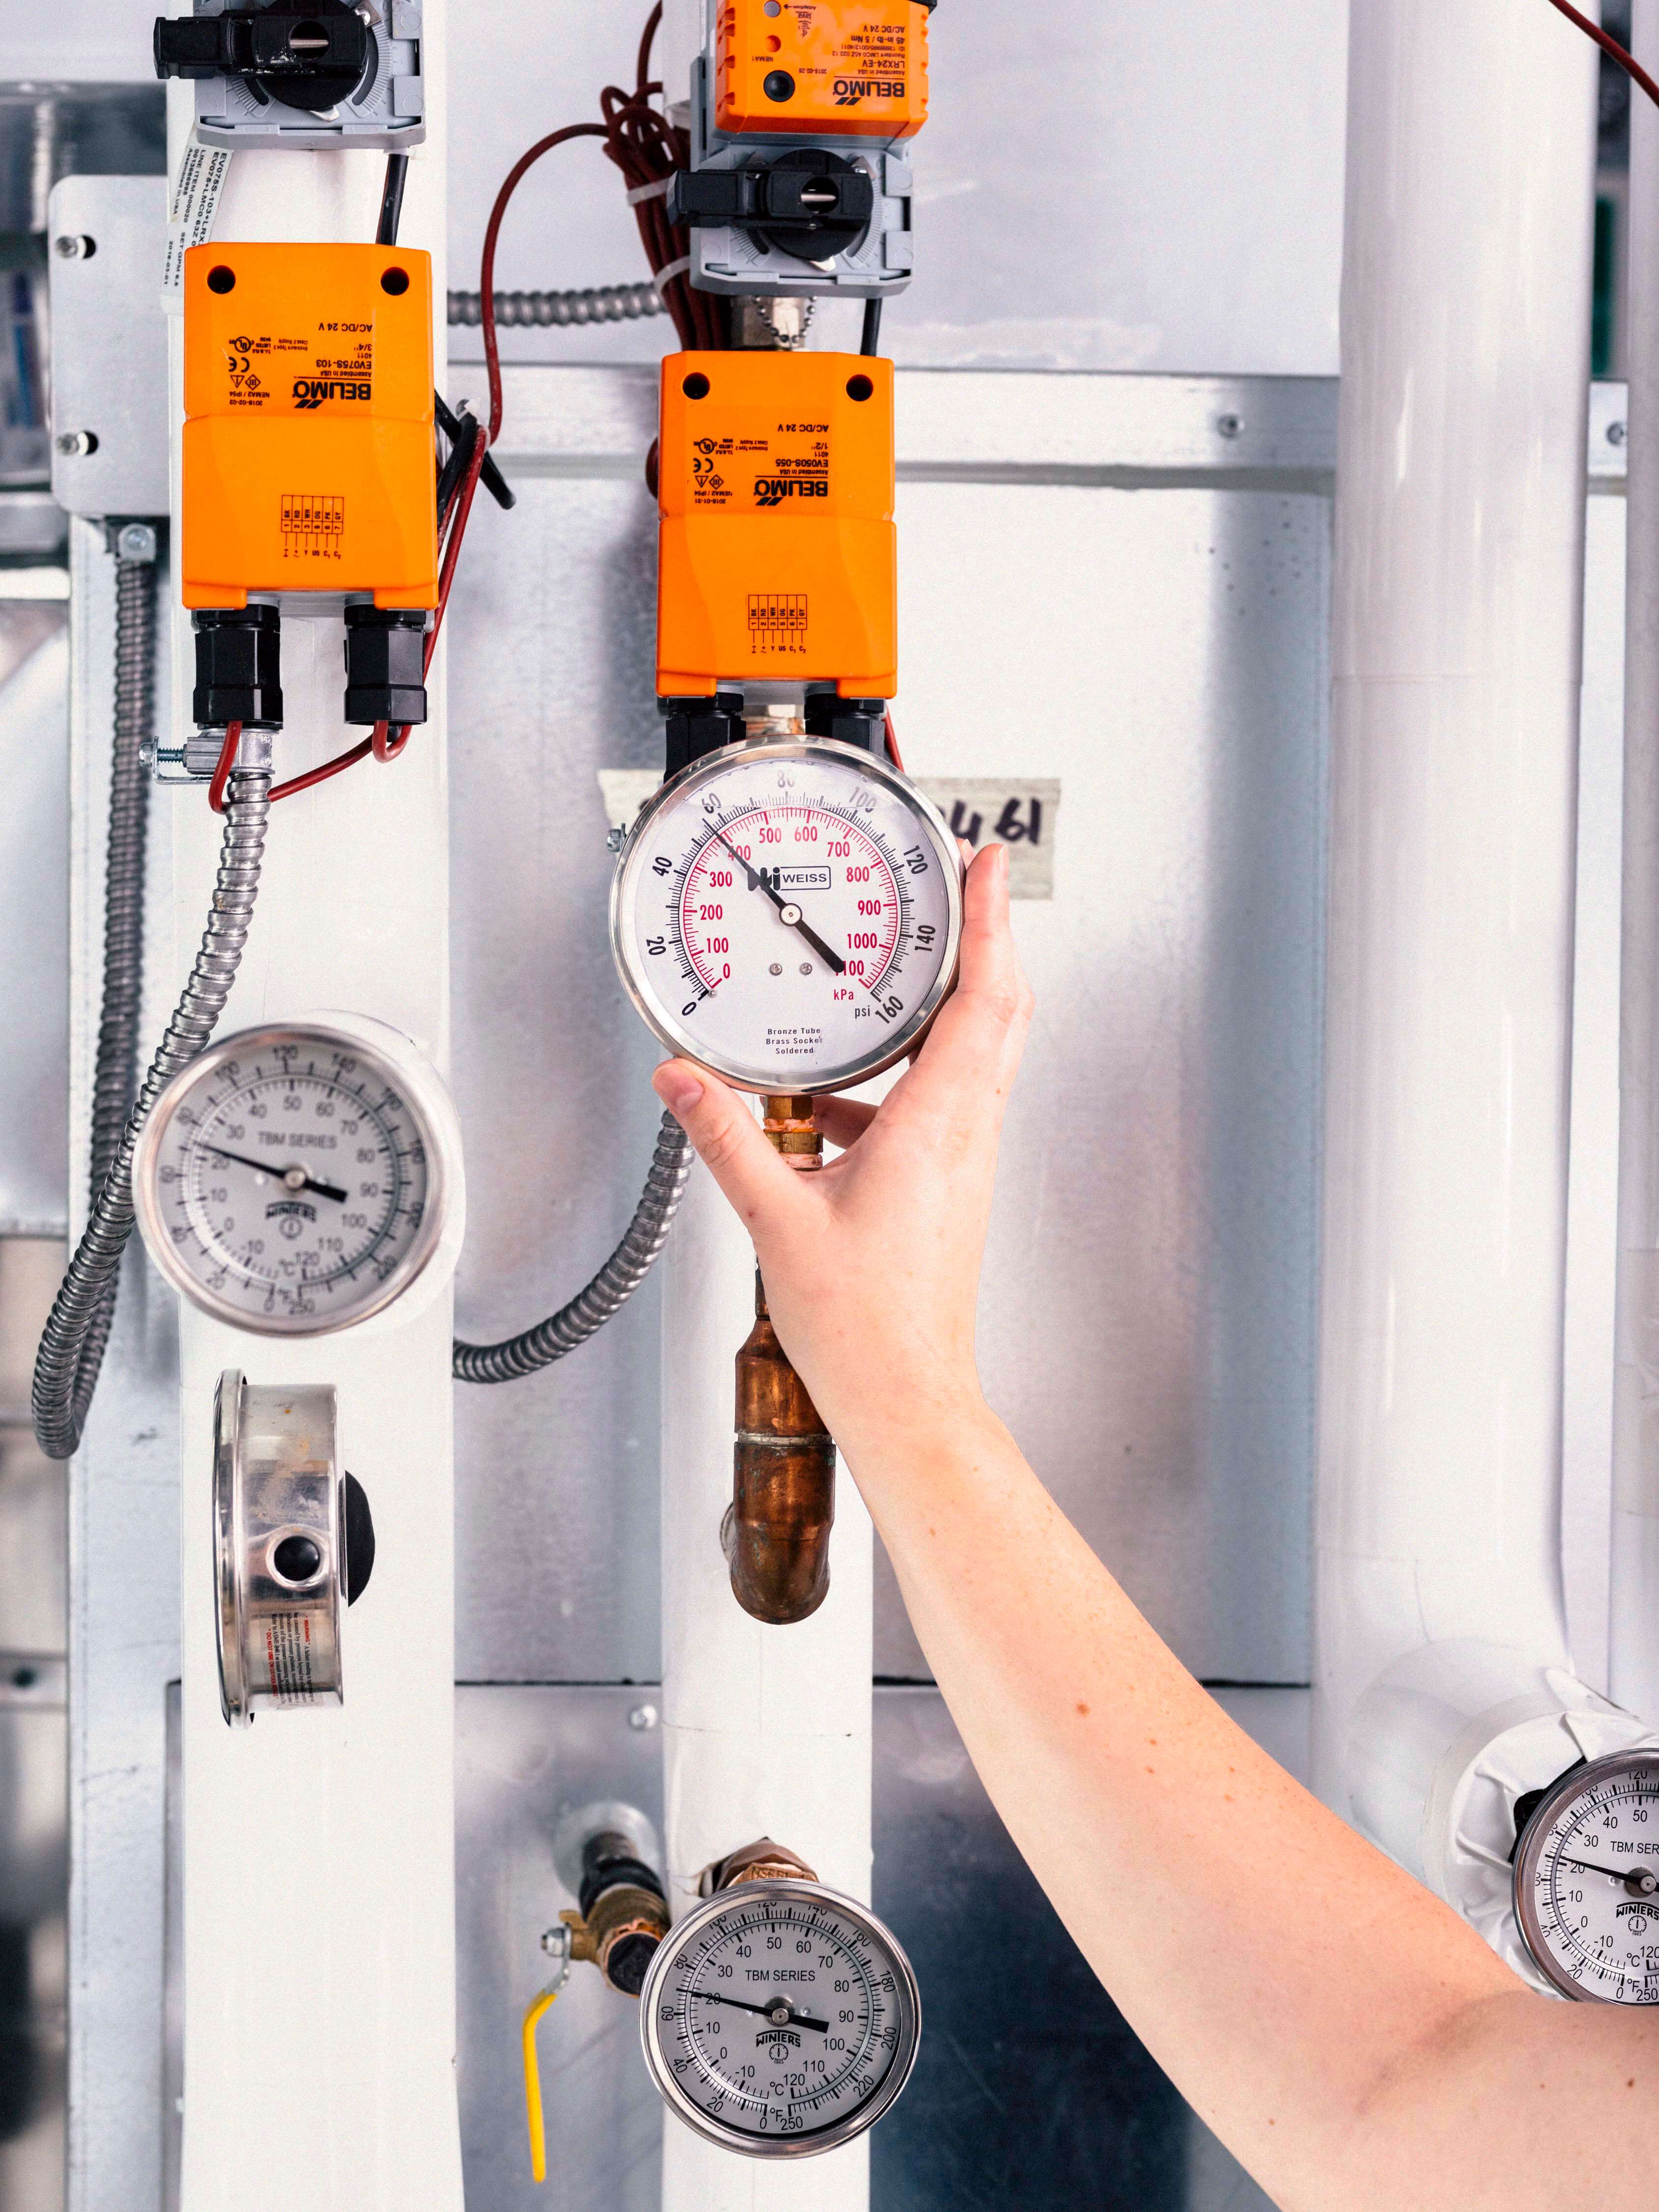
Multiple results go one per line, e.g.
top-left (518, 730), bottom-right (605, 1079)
top-left (651, 844), bottom-right (1658, 2212)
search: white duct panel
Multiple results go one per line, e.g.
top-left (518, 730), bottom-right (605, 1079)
top-left (164, 36), bottom-right (465, 2212)
top-left (659, 1161), bottom-right (873, 2212)
top-left (1316, 0), bottom-right (1600, 1856)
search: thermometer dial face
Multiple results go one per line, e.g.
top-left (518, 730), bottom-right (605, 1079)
top-left (640, 1879), bottom-right (921, 2158)
top-left (134, 1024), bottom-right (454, 1335)
top-left (1513, 1752), bottom-right (1659, 2003)
top-left (612, 739), bottom-right (962, 1094)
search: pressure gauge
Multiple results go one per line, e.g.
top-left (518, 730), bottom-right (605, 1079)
top-left (134, 1019), bottom-right (463, 1335)
top-left (640, 1878), bottom-right (921, 2157)
top-left (612, 738), bottom-right (963, 1094)
top-left (1514, 1751), bottom-right (1659, 2003)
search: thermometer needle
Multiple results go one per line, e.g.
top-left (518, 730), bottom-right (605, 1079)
top-left (1553, 1855), bottom-right (1659, 1892)
top-left (200, 1144), bottom-right (349, 1205)
top-left (708, 828), bottom-right (847, 975)
top-left (692, 1992), bottom-right (832, 2035)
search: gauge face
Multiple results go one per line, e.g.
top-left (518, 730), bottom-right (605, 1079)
top-left (612, 739), bottom-right (962, 1094)
top-left (134, 1025), bottom-right (452, 1335)
top-left (1514, 1752), bottom-right (1659, 2003)
top-left (640, 1879), bottom-right (921, 2158)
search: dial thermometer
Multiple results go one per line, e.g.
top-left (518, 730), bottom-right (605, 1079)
top-left (613, 738), bottom-right (963, 1094)
top-left (1514, 1751), bottom-right (1659, 2003)
top-left (134, 1020), bottom-right (463, 1335)
top-left (640, 1878), bottom-right (920, 2157)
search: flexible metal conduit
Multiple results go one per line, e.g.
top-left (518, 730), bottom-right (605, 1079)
top-left (32, 764), bottom-right (272, 1459)
top-left (71, 532), bottom-right (158, 1419)
top-left (452, 1111), bottom-right (691, 1381)
top-left (447, 281), bottom-right (664, 328)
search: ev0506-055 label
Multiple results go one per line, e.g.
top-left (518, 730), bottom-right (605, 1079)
top-left (685, 409), bottom-right (833, 512)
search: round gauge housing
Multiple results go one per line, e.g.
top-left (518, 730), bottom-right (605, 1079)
top-left (612, 738), bottom-right (963, 1095)
top-left (640, 1877), bottom-right (921, 2158)
top-left (1513, 1750), bottom-right (1659, 2003)
top-left (134, 1021), bottom-right (461, 1335)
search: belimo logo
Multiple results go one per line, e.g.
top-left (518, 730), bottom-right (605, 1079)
top-left (754, 477), bottom-right (829, 508)
top-left (291, 377), bottom-right (372, 410)
top-left (834, 77), bottom-right (905, 105)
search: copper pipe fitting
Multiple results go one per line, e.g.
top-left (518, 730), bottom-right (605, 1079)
top-left (762, 1093), bottom-right (823, 1165)
top-left (725, 1272), bottom-right (836, 1623)
top-left (699, 1837), bottom-right (820, 1896)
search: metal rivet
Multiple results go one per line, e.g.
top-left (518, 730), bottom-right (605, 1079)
top-left (799, 963), bottom-right (813, 975)
top-left (770, 962), bottom-right (783, 976)
top-left (1216, 413), bottom-right (1244, 439)
top-left (1609, 419), bottom-right (1629, 446)
top-left (54, 233), bottom-right (93, 260)
top-left (56, 430), bottom-right (97, 457)
top-left (629, 1703), bottom-right (659, 1731)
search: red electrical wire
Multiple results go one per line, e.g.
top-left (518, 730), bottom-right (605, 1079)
top-left (478, 123), bottom-right (611, 446)
top-left (1546, 0), bottom-right (1659, 112)
top-left (883, 714), bottom-right (905, 773)
top-left (206, 721), bottom-right (243, 814)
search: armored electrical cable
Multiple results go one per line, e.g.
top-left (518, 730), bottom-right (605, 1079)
top-left (452, 1110), bottom-right (691, 1382)
top-left (69, 535), bottom-right (160, 1429)
top-left (31, 759), bottom-right (273, 1458)
top-left (447, 281), bottom-right (665, 329)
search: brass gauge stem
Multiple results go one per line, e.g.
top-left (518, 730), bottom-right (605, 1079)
top-left (724, 1096), bottom-right (837, 1624)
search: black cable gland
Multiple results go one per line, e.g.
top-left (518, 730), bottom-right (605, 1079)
top-left (805, 695), bottom-right (886, 755)
top-left (661, 691), bottom-right (746, 778)
top-left (192, 607), bottom-right (283, 730)
top-left (343, 606), bottom-right (429, 727)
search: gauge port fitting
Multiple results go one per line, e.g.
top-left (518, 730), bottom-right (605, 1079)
top-left (560, 1831), bottom-right (670, 1997)
top-left (726, 1268), bottom-right (836, 1625)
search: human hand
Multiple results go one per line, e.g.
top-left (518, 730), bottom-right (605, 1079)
top-left (650, 843), bottom-right (1034, 1466)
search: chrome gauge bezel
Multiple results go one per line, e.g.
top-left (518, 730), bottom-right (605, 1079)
top-left (1513, 1749), bottom-right (1659, 2004)
top-left (134, 1022), bottom-right (459, 1337)
top-left (611, 737), bottom-right (964, 1096)
top-left (639, 1877), bottom-right (922, 2160)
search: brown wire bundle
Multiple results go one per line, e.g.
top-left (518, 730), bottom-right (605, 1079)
top-left (598, 2), bottom-right (728, 351)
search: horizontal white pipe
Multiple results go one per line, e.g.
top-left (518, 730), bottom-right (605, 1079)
top-left (1316, 0), bottom-right (1601, 1884)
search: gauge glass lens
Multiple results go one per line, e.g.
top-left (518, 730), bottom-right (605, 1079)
top-left (643, 1880), bottom-right (919, 2155)
top-left (138, 1028), bottom-right (442, 1333)
top-left (1515, 1753), bottom-right (1659, 2003)
top-left (614, 741), bottom-right (960, 1092)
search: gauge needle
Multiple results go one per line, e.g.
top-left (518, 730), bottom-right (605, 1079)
top-left (692, 1992), bottom-right (831, 2034)
top-left (709, 827), bottom-right (847, 975)
top-left (200, 1144), bottom-right (350, 1205)
top-left (1554, 1855), bottom-right (1659, 1892)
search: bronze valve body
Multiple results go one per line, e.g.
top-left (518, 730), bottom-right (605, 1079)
top-left (723, 1097), bottom-right (836, 1625)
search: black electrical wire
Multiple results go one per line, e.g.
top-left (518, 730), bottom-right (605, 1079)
top-left (434, 390), bottom-right (514, 511)
top-left (861, 297), bottom-right (884, 357)
top-left (377, 152), bottom-right (409, 247)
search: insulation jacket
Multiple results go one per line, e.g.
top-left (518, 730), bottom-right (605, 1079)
top-left (32, 768), bottom-right (272, 1459)
top-left (452, 1112), bottom-right (691, 1382)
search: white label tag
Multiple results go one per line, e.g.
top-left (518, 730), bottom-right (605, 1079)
top-left (596, 770), bottom-right (1060, 899)
top-left (162, 144), bottom-right (235, 310)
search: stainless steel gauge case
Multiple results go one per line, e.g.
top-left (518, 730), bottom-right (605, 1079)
top-left (1513, 1749), bottom-right (1659, 2003)
top-left (215, 1369), bottom-right (345, 1728)
top-left (640, 1877), bottom-right (922, 2157)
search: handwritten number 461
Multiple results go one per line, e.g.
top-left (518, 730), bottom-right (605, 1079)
top-left (949, 797), bottom-right (1043, 848)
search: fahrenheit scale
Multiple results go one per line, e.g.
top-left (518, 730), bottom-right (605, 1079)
top-left (640, 1878), bottom-right (921, 2156)
top-left (612, 738), bottom-right (962, 1094)
top-left (1514, 1751), bottom-right (1659, 2003)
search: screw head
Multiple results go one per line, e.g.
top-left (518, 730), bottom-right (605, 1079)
top-left (1216, 413), bottom-right (1244, 439)
top-left (54, 233), bottom-right (92, 260)
top-left (541, 1924), bottom-right (574, 1961)
top-left (56, 430), bottom-right (96, 458)
top-left (116, 523), bottom-right (157, 563)
top-left (628, 1703), bottom-right (659, 1731)
top-left (606, 825), bottom-right (626, 852)
top-left (1609, 419), bottom-right (1629, 447)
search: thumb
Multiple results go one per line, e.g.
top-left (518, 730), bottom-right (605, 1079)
top-left (652, 1060), bottom-right (799, 1238)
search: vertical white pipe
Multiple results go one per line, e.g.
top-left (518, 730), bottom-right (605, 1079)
top-left (1613, 1), bottom-right (1659, 1720)
top-left (1316, 0), bottom-right (1599, 1859)
top-left (168, 20), bottom-right (464, 2208)
top-left (660, 1157), bottom-right (873, 2212)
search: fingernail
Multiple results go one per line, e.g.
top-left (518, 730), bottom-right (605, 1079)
top-left (653, 1064), bottom-right (704, 1114)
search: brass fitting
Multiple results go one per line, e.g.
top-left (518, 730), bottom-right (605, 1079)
top-left (561, 1831), bottom-right (671, 1997)
top-left (763, 1093), bottom-right (823, 1166)
top-left (699, 1836), bottom-right (821, 1896)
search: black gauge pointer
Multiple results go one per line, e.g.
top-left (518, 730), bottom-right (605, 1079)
top-left (710, 827), bottom-right (847, 975)
top-left (692, 1991), bottom-right (831, 2034)
top-left (1553, 1854), bottom-right (1659, 1892)
top-left (200, 1144), bottom-right (350, 1205)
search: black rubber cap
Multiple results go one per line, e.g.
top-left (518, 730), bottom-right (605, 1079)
top-left (606, 1932), bottom-right (660, 1999)
top-left (763, 69), bottom-right (795, 101)
top-left (342, 1473), bottom-right (376, 1605)
top-left (272, 1534), bottom-right (322, 1584)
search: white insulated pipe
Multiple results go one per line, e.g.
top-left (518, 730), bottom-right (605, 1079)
top-left (660, 1157), bottom-right (874, 2212)
top-left (1612, 1), bottom-right (1659, 1721)
top-left (1316, 0), bottom-right (1605, 1892)
top-left (165, 29), bottom-right (465, 2210)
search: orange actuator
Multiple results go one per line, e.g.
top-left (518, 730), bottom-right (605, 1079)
top-left (180, 242), bottom-right (437, 611)
top-left (715, 0), bottom-right (930, 140)
top-left (657, 349), bottom-right (896, 699)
